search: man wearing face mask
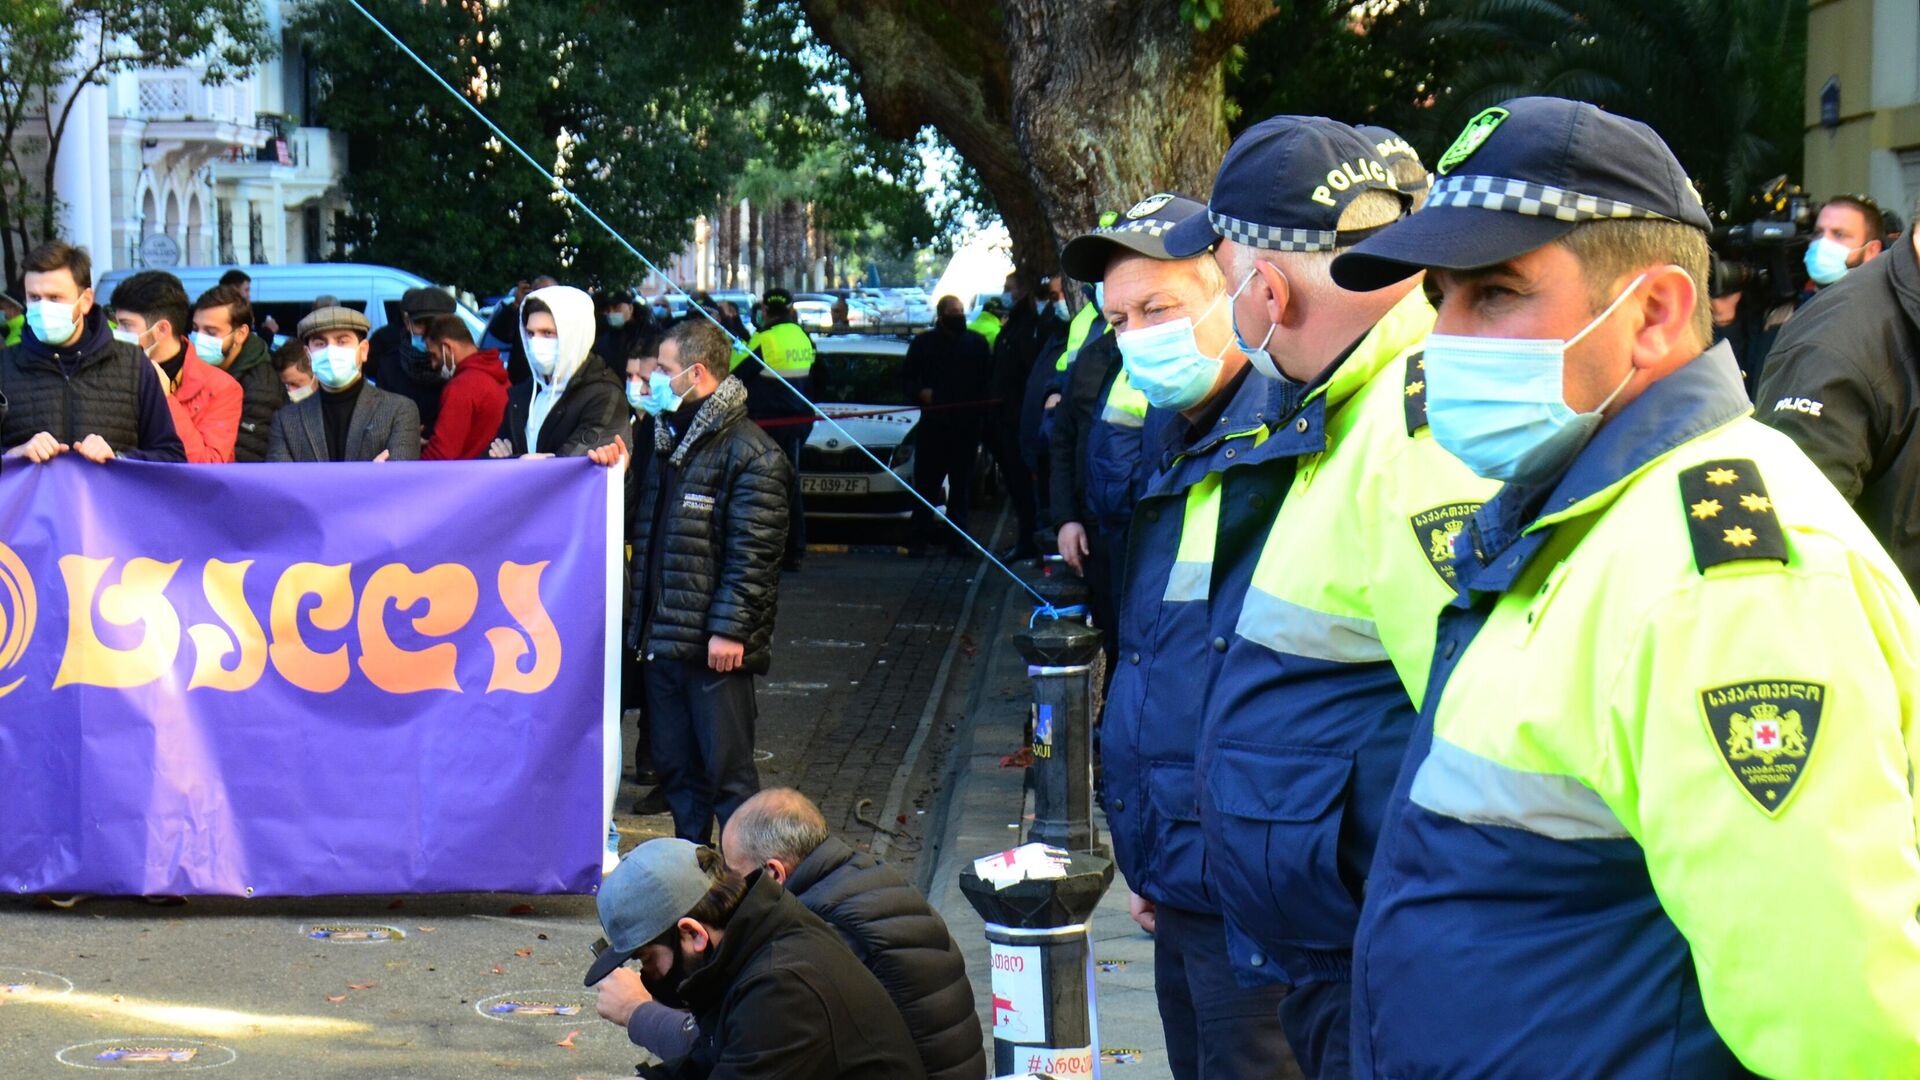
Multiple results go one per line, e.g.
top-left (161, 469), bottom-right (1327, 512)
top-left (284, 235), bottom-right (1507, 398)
top-left (368, 286), bottom-right (456, 436)
top-left (984, 273), bottom-right (1059, 561)
top-left (493, 285), bottom-right (631, 460)
top-left (586, 838), bottom-right (923, 1079)
top-left (266, 306), bottom-right (421, 462)
top-left (595, 290), bottom-right (648, 374)
top-left (626, 320), bottom-right (790, 847)
top-left (1156, 117), bottom-right (1498, 1078)
top-left (110, 271), bottom-right (243, 464)
top-left (420, 314), bottom-right (509, 460)
top-left (189, 285), bottom-right (287, 462)
top-left (1326, 96), bottom-right (1920, 1078)
top-left (1801, 194), bottom-right (1884, 291)
top-left (1753, 192), bottom-right (1920, 594)
top-left (1057, 191), bottom-right (1296, 1080)
top-left (1, 242), bottom-right (184, 464)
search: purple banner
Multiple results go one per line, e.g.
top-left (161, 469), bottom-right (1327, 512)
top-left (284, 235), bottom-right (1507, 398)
top-left (0, 456), bottom-right (618, 896)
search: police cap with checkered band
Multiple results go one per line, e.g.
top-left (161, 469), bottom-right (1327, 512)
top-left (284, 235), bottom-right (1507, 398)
top-left (1060, 193), bottom-right (1209, 282)
top-left (1331, 96), bottom-right (1712, 292)
top-left (1162, 115), bottom-right (1404, 262)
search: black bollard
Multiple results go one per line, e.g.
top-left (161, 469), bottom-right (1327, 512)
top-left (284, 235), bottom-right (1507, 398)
top-left (961, 849), bottom-right (1115, 1079)
top-left (1014, 611), bottom-right (1103, 855)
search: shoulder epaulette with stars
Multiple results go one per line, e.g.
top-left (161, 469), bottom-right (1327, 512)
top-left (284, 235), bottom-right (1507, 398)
top-left (1679, 459), bottom-right (1789, 572)
top-left (1403, 351), bottom-right (1428, 435)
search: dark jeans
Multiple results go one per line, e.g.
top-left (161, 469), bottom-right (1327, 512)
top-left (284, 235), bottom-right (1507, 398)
top-left (643, 658), bottom-right (761, 845)
top-left (985, 422), bottom-right (1039, 553)
top-left (1278, 978), bottom-right (1351, 1080)
top-left (772, 424), bottom-right (808, 562)
top-left (622, 648), bottom-right (655, 781)
top-left (912, 423), bottom-right (979, 546)
top-left (1153, 905), bottom-right (1299, 1080)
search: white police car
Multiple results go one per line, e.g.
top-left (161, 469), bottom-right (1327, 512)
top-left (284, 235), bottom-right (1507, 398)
top-left (800, 334), bottom-right (925, 519)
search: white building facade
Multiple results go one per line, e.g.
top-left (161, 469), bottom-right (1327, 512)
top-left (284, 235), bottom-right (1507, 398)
top-left (31, 1), bottom-right (347, 277)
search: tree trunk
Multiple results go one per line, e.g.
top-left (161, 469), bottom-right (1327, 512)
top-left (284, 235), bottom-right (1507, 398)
top-left (800, 0), bottom-right (1275, 288)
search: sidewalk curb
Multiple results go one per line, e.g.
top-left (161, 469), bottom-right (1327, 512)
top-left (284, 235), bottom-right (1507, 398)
top-left (915, 577), bottom-right (1021, 897)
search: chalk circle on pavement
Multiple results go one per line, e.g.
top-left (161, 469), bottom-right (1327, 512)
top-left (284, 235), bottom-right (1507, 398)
top-left (2, 966), bottom-right (76, 999)
top-left (475, 988), bottom-right (596, 1023)
top-left (55, 1038), bottom-right (237, 1070)
top-left (301, 923), bottom-right (406, 944)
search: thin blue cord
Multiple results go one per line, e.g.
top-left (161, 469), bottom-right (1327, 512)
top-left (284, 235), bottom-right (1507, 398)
top-left (345, 0), bottom-right (1051, 608)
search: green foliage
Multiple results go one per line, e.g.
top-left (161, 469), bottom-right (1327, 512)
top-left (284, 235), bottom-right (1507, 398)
top-left (292, 0), bottom-right (782, 290)
top-left (1229, 0), bottom-right (1807, 222)
top-left (1427, 0), bottom-right (1805, 219)
top-left (1182, 0), bottom-right (1227, 32)
top-left (0, 0), bottom-right (275, 279)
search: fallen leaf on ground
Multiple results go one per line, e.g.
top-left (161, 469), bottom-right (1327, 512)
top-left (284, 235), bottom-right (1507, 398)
top-left (507, 903), bottom-right (535, 915)
top-left (514, 948), bottom-right (532, 958)
top-left (325, 995), bottom-right (347, 1004)
top-left (491, 965), bottom-right (504, 975)
top-left (555, 1029), bottom-right (580, 1049)
top-left (1000, 747), bottom-right (1034, 768)
top-left (416, 927), bottom-right (435, 933)
top-left (347, 983), bottom-right (376, 990)
top-left (111, 994), bottom-right (123, 1003)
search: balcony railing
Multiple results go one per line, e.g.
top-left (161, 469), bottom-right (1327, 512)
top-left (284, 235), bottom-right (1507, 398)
top-left (134, 74), bottom-right (257, 126)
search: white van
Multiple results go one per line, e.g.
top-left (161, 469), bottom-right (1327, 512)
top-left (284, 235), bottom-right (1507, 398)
top-left (94, 262), bottom-right (488, 344)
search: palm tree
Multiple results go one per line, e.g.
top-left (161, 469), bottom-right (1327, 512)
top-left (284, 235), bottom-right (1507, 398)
top-left (1429, 0), bottom-right (1805, 219)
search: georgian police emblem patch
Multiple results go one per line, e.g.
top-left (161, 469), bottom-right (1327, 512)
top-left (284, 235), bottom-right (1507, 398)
top-left (1437, 107), bottom-right (1509, 175)
top-left (1125, 193), bottom-right (1174, 220)
top-left (1699, 680), bottom-right (1825, 817)
top-left (1408, 502), bottom-right (1480, 586)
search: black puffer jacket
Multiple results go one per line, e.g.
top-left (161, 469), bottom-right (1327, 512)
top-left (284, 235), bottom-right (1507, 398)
top-left (628, 376), bottom-right (790, 672)
top-left (661, 873), bottom-right (926, 1080)
top-left (500, 358), bottom-right (633, 457)
top-left (227, 331), bottom-right (286, 462)
top-left (786, 837), bottom-right (986, 1080)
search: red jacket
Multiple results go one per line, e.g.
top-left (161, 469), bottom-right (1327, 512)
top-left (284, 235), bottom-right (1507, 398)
top-left (163, 351), bottom-right (243, 463)
top-left (423, 348), bottom-right (510, 460)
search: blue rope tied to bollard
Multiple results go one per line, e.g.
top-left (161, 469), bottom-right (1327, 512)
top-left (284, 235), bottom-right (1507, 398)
top-left (343, 0), bottom-right (1054, 612)
top-left (1030, 603), bottom-right (1088, 628)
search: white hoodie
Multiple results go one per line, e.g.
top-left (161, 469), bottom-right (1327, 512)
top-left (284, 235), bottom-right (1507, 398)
top-left (521, 284), bottom-right (596, 452)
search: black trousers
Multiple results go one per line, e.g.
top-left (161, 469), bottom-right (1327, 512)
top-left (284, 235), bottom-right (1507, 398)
top-left (621, 647), bottom-right (656, 781)
top-left (1153, 905), bottom-right (1298, 1080)
top-left (985, 422), bottom-right (1039, 552)
top-left (643, 658), bottom-right (761, 845)
top-left (912, 423), bottom-right (979, 545)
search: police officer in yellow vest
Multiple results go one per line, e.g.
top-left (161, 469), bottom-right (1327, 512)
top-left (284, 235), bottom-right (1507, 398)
top-left (1161, 115), bottom-right (1499, 1078)
top-left (967, 296), bottom-right (1005, 350)
top-left (1330, 97), bottom-right (1920, 1078)
top-left (735, 289), bottom-right (815, 571)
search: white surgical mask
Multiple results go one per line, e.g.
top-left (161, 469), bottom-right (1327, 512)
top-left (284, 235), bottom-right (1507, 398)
top-left (287, 382), bottom-right (317, 403)
top-left (1803, 237), bottom-right (1859, 286)
top-left (1226, 266), bottom-right (1280, 380)
top-left (528, 336), bottom-right (562, 378)
top-left (1424, 273), bottom-right (1647, 485)
top-left (191, 330), bottom-right (228, 365)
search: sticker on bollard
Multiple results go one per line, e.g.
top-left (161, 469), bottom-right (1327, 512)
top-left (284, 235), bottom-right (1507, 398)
top-left (1032, 704), bottom-right (1054, 759)
top-left (1101, 1048), bottom-right (1146, 1064)
top-left (989, 942), bottom-right (1047, 1041)
top-left (55, 1038), bottom-right (238, 1070)
top-left (1014, 1046), bottom-right (1094, 1076)
top-left (303, 924), bottom-right (405, 943)
top-left (1094, 959), bottom-right (1126, 973)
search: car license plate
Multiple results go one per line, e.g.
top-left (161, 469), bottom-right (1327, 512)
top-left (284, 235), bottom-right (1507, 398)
top-left (801, 476), bottom-right (870, 495)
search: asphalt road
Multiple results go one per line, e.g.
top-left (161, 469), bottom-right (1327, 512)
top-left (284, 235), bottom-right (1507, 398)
top-left (0, 515), bottom-right (998, 1079)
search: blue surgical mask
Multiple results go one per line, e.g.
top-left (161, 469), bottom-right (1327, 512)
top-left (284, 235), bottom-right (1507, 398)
top-left (647, 369), bottom-right (687, 416)
top-left (1094, 283), bottom-right (1105, 312)
top-left (1115, 290), bottom-right (1231, 411)
top-left (309, 343), bottom-right (362, 390)
top-left (1803, 237), bottom-right (1858, 286)
top-left (410, 333), bottom-right (428, 353)
top-left (607, 312), bottom-right (628, 329)
top-left (627, 378), bottom-right (651, 415)
top-left (999, 290), bottom-right (1015, 308)
top-left (1050, 299), bottom-right (1069, 320)
top-left (1424, 273), bottom-right (1647, 486)
top-left (112, 326), bottom-right (142, 348)
top-left (27, 299), bottom-right (78, 344)
top-left (192, 330), bottom-right (228, 364)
